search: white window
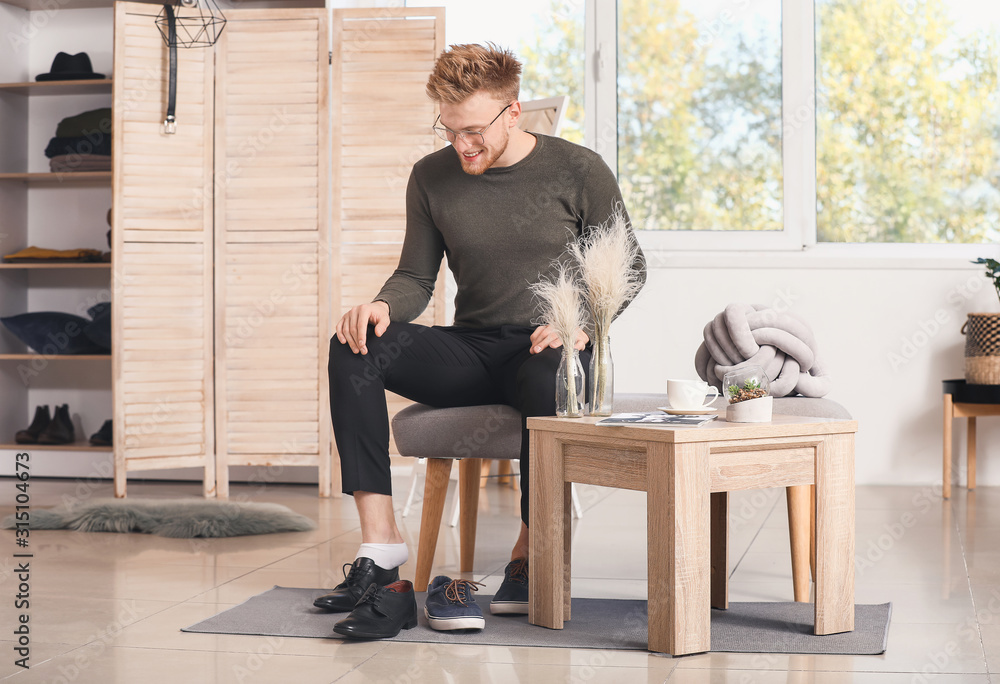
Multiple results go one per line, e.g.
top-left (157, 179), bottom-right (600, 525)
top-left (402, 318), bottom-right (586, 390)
top-left (815, 0), bottom-right (1000, 244)
top-left (405, 0), bottom-right (999, 251)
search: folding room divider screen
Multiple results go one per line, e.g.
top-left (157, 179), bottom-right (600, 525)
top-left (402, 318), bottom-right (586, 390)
top-left (112, 4), bottom-right (444, 497)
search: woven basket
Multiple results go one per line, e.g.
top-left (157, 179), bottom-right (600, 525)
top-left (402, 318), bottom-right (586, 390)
top-left (963, 313), bottom-right (1000, 385)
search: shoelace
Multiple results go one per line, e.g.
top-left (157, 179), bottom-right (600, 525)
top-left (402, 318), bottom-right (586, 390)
top-left (356, 582), bottom-right (384, 608)
top-left (341, 561), bottom-right (364, 586)
top-left (443, 578), bottom-right (484, 606)
top-left (506, 558), bottom-right (528, 584)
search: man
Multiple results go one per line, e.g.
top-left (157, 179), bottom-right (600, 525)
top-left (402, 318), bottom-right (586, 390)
top-left (319, 43), bottom-right (645, 637)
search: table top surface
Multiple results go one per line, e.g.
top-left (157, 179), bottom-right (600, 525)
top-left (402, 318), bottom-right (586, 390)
top-left (528, 413), bottom-right (858, 443)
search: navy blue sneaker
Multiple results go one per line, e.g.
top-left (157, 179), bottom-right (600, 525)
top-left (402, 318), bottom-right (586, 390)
top-left (489, 557), bottom-right (528, 615)
top-left (424, 575), bottom-right (485, 630)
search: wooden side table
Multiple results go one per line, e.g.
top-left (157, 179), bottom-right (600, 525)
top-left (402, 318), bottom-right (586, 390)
top-left (527, 414), bottom-right (858, 655)
top-left (943, 379), bottom-right (1000, 499)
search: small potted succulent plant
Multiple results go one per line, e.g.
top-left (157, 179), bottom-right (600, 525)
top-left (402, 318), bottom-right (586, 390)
top-left (723, 365), bottom-right (773, 422)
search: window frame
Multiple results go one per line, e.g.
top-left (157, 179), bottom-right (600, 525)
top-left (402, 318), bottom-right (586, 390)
top-left (591, 0), bottom-right (812, 251)
top-left (590, 1), bottom-right (997, 260)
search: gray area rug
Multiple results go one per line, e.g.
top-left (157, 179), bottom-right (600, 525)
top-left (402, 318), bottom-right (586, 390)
top-left (182, 586), bottom-right (891, 655)
top-left (1, 499), bottom-right (316, 538)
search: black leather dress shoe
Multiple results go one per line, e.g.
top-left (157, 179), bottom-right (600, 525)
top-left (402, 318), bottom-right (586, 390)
top-left (332, 580), bottom-right (418, 639)
top-left (15, 405), bottom-right (50, 444)
top-left (313, 557), bottom-right (399, 612)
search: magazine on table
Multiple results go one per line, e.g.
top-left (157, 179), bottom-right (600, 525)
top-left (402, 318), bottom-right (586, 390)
top-left (596, 411), bottom-right (718, 427)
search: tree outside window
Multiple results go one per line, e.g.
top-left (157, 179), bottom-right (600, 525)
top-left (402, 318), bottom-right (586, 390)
top-left (521, 0), bottom-right (999, 244)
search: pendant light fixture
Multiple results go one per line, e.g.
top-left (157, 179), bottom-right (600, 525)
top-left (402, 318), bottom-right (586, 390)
top-left (155, 0), bottom-right (226, 134)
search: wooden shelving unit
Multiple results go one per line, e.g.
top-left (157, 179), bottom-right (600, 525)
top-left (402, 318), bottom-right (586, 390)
top-left (0, 79), bottom-right (112, 96)
top-left (0, 263), bottom-right (110, 269)
top-left (0, 443), bottom-right (110, 452)
top-left (0, 3), bottom-right (115, 459)
top-left (0, 354), bottom-right (111, 361)
top-left (0, 171), bottom-right (111, 183)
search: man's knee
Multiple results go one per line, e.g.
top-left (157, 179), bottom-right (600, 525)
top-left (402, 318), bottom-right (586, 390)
top-left (329, 324), bottom-right (421, 391)
top-left (329, 334), bottom-right (364, 373)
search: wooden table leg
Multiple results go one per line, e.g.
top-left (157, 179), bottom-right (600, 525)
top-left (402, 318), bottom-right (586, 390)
top-left (814, 433), bottom-right (855, 635)
top-left (529, 430), bottom-right (565, 630)
top-left (968, 416), bottom-right (977, 491)
top-left (711, 492), bottom-right (728, 609)
top-left (563, 480), bottom-right (572, 621)
top-left (648, 442), bottom-right (711, 655)
top-left (787, 484), bottom-right (812, 602)
top-left (943, 393), bottom-right (953, 499)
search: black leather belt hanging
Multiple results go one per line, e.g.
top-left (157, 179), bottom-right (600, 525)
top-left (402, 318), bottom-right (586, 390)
top-left (163, 3), bottom-right (177, 134)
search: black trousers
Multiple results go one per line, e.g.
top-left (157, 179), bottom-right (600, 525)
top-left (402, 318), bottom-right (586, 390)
top-left (329, 323), bottom-right (591, 526)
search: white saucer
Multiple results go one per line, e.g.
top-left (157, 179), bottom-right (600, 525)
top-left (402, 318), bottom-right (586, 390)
top-left (658, 406), bottom-right (718, 416)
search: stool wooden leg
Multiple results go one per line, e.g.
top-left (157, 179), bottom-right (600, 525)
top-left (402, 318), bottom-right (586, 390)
top-left (943, 393), bottom-right (953, 499)
top-left (710, 492), bottom-right (728, 609)
top-left (480, 460), bottom-right (490, 488)
top-left (458, 458), bottom-right (482, 573)
top-left (787, 485), bottom-right (812, 602)
top-left (415, 458), bottom-right (453, 592)
top-left (498, 459), bottom-right (513, 486)
top-left (968, 417), bottom-right (977, 491)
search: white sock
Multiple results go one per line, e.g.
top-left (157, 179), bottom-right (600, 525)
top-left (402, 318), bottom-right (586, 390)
top-left (356, 542), bottom-right (409, 570)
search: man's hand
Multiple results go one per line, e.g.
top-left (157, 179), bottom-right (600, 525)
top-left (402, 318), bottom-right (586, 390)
top-left (336, 301), bottom-right (390, 355)
top-left (529, 325), bottom-right (589, 354)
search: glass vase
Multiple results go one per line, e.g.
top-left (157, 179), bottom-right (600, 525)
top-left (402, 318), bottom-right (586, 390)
top-left (556, 347), bottom-right (585, 418)
top-left (588, 326), bottom-right (613, 416)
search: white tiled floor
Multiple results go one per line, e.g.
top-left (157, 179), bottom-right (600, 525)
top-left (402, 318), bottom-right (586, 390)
top-left (0, 471), bottom-right (996, 683)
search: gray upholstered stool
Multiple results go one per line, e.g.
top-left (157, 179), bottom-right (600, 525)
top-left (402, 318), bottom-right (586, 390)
top-left (392, 394), bottom-right (851, 596)
top-left (392, 403), bottom-right (522, 591)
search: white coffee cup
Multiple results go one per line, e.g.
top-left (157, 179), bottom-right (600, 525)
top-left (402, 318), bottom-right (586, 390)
top-left (667, 379), bottom-right (720, 411)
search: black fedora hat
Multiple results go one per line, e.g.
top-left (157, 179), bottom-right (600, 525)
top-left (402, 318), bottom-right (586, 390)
top-left (36, 52), bottom-right (105, 82)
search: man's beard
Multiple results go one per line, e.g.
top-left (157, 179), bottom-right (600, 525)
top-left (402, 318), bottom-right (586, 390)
top-left (457, 127), bottom-right (509, 176)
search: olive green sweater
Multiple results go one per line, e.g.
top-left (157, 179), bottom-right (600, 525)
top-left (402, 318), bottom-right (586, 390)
top-left (375, 134), bottom-right (645, 329)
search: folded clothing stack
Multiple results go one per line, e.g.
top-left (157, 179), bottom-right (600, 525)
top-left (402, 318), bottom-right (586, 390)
top-left (45, 108), bottom-right (111, 172)
top-left (2, 246), bottom-right (108, 263)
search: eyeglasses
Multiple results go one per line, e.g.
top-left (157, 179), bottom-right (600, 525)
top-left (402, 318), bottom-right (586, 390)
top-left (432, 103), bottom-right (512, 146)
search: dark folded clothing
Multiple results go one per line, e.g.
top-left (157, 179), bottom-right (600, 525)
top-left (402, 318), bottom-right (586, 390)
top-left (49, 153), bottom-right (112, 173)
top-left (56, 108), bottom-right (111, 139)
top-left (50, 163), bottom-right (111, 173)
top-left (45, 135), bottom-right (111, 158)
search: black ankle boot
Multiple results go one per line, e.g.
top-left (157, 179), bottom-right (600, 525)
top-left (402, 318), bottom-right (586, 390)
top-left (15, 405), bottom-right (50, 444)
top-left (38, 404), bottom-right (74, 445)
top-left (89, 419), bottom-right (113, 447)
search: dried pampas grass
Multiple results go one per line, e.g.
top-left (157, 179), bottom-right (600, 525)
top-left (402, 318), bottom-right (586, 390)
top-left (530, 260), bottom-right (588, 348)
top-left (569, 205), bottom-right (645, 333)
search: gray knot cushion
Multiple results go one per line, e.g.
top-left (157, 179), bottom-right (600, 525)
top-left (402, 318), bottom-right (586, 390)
top-left (694, 302), bottom-right (832, 398)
